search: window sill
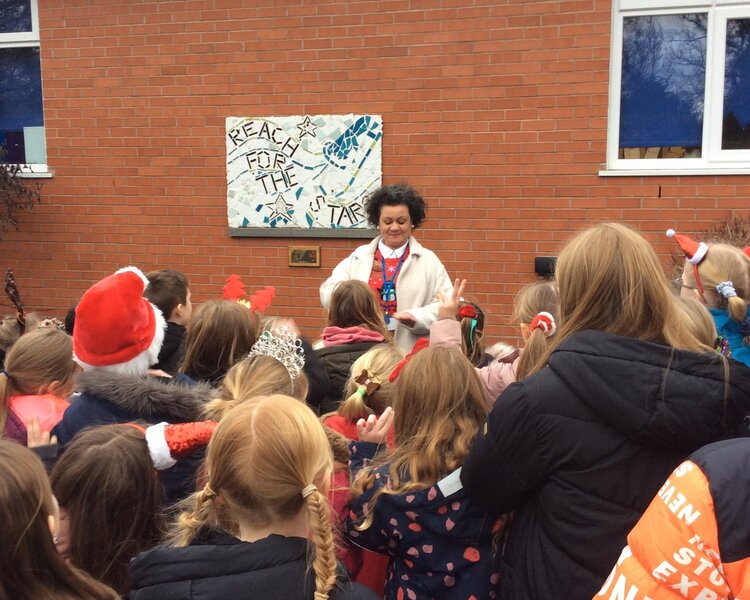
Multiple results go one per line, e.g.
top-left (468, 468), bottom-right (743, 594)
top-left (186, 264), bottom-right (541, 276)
top-left (4, 165), bottom-right (53, 178)
top-left (599, 168), bottom-right (750, 177)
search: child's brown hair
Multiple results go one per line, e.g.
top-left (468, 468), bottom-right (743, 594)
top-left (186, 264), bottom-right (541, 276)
top-left (0, 327), bottom-right (78, 433)
top-left (180, 300), bottom-right (258, 383)
top-left (0, 439), bottom-right (119, 600)
top-left (351, 346), bottom-right (487, 528)
top-left (328, 280), bottom-right (390, 339)
top-left (145, 269), bottom-right (189, 321)
top-left (50, 425), bottom-right (164, 594)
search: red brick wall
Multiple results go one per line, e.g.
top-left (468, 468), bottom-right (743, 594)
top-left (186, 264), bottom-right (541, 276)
top-left (4, 0), bottom-right (748, 346)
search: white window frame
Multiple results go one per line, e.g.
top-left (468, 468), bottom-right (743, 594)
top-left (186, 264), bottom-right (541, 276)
top-left (603, 0), bottom-right (750, 176)
top-left (0, 0), bottom-right (50, 176)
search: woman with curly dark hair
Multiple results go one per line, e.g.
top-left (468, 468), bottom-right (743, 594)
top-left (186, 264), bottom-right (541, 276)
top-left (319, 183), bottom-right (452, 352)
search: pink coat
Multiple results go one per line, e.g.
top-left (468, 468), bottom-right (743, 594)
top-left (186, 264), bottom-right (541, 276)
top-left (4, 393), bottom-right (69, 445)
top-left (429, 319), bottom-right (518, 408)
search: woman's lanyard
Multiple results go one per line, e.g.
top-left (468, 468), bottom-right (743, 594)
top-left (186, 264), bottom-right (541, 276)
top-left (381, 249), bottom-right (408, 324)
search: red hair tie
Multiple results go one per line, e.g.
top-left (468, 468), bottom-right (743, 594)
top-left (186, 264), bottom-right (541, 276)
top-left (530, 312), bottom-right (556, 337)
top-left (389, 338), bottom-right (429, 383)
top-left (458, 305), bottom-right (477, 319)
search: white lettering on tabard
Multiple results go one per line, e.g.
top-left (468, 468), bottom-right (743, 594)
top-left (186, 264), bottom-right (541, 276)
top-left (656, 480), bottom-right (701, 525)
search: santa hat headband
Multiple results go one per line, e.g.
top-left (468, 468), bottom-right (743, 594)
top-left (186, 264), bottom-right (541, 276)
top-left (73, 267), bottom-right (166, 376)
top-left (389, 338), bottom-right (429, 383)
top-left (666, 229), bottom-right (708, 265)
top-left (144, 421), bottom-right (217, 470)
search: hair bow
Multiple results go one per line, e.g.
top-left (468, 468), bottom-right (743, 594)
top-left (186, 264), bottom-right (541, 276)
top-left (355, 369), bottom-right (381, 397)
top-left (389, 338), bottom-right (429, 383)
top-left (530, 312), bottom-right (556, 337)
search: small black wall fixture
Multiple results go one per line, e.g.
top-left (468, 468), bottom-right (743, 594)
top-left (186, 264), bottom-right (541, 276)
top-left (534, 256), bottom-right (556, 278)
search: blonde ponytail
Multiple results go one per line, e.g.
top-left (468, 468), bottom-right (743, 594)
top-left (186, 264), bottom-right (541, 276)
top-left (167, 485), bottom-right (218, 547)
top-left (337, 385), bottom-right (372, 421)
top-left (513, 281), bottom-right (560, 379)
top-left (338, 345), bottom-right (402, 421)
top-left (304, 488), bottom-right (337, 600)
top-left (727, 295), bottom-right (748, 325)
top-left (516, 327), bottom-right (548, 380)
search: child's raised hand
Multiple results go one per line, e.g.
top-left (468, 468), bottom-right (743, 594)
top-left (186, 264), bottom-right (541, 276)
top-left (356, 406), bottom-right (394, 445)
top-left (27, 417), bottom-right (57, 448)
top-left (437, 278), bottom-right (467, 320)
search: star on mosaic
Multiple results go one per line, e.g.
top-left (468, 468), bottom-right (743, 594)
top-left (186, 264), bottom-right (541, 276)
top-left (297, 116), bottom-right (317, 139)
top-left (265, 194), bottom-right (294, 223)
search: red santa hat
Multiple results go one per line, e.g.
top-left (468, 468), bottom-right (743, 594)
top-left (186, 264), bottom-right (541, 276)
top-left (73, 267), bottom-right (166, 375)
top-left (145, 421), bottom-right (217, 470)
top-left (742, 246), bottom-right (750, 260)
top-left (666, 229), bottom-right (708, 265)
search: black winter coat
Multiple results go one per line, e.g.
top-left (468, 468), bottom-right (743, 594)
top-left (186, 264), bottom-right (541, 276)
top-left (151, 321), bottom-right (186, 375)
top-left (52, 370), bottom-right (212, 504)
top-left (129, 530), bottom-right (378, 600)
top-left (461, 330), bottom-right (750, 600)
top-left (315, 342), bottom-right (381, 414)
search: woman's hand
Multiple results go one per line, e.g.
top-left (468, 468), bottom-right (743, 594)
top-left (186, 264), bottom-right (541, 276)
top-left (437, 278), bottom-right (467, 320)
top-left (356, 406), bottom-right (394, 444)
top-left (392, 312), bottom-right (416, 327)
top-left (27, 417), bottom-right (57, 448)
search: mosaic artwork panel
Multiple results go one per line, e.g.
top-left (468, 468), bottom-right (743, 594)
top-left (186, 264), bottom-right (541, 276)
top-left (227, 114), bottom-right (382, 230)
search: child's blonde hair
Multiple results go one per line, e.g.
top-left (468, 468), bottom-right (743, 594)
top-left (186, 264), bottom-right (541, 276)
top-left (351, 346), bottom-right (487, 527)
top-left (169, 395), bottom-right (337, 600)
top-left (204, 354), bottom-right (309, 420)
top-left (683, 243), bottom-right (750, 342)
top-left (526, 223), bottom-right (707, 377)
top-left (513, 281), bottom-right (560, 380)
top-left (673, 296), bottom-right (718, 349)
top-left (0, 327), bottom-right (78, 433)
top-left (337, 344), bottom-right (403, 420)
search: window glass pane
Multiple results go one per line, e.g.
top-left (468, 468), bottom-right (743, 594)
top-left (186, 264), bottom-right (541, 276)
top-left (619, 14), bottom-right (707, 159)
top-left (0, 0), bottom-right (32, 34)
top-left (723, 18), bottom-right (750, 150)
top-left (0, 47), bottom-right (45, 164)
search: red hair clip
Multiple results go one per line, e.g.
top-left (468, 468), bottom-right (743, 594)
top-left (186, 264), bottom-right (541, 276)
top-left (458, 305), bottom-right (477, 320)
top-left (530, 312), bottom-right (556, 337)
top-left (389, 338), bottom-right (429, 383)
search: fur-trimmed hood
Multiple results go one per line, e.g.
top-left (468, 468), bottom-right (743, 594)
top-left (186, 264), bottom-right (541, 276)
top-left (74, 370), bottom-right (212, 422)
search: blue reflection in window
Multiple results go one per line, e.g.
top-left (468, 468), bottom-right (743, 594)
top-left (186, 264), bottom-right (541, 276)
top-left (620, 14), bottom-right (707, 151)
top-left (0, 0), bottom-right (32, 34)
top-left (723, 19), bottom-right (750, 149)
top-left (0, 47), bottom-right (44, 164)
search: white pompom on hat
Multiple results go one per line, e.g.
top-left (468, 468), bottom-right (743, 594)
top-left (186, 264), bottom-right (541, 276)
top-left (666, 228), bottom-right (708, 265)
top-left (73, 266), bottom-right (166, 375)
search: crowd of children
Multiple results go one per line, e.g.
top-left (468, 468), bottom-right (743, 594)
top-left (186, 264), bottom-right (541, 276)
top-left (2, 217), bottom-right (750, 600)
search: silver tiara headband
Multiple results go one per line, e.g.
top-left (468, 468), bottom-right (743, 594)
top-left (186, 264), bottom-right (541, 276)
top-left (250, 327), bottom-right (305, 380)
